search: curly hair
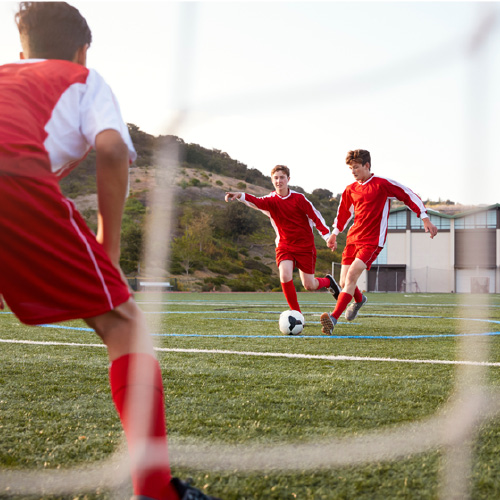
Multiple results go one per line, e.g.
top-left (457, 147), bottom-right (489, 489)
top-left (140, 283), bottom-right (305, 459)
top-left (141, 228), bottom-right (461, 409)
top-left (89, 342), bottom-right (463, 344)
top-left (271, 165), bottom-right (290, 177)
top-left (346, 149), bottom-right (371, 167)
top-left (16, 2), bottom-right (92, 61)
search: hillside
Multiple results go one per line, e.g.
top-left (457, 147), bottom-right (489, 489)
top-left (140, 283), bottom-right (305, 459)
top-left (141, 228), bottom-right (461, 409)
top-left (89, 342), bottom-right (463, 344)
top-left (59, 125), bottom-right (343, 292)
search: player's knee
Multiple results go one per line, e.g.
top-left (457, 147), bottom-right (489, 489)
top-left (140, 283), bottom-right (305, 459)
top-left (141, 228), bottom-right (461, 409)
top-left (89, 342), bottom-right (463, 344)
top-left (304, 282), bottom-right (316, 291)
top-left (86, 299), bottom-right (143, 338)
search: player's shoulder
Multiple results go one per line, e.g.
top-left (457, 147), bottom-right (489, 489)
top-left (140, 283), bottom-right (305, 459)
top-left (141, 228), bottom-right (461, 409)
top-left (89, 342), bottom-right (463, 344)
top-left (3, 59), bottom-right (91, 89)
top-left (288, 189), bottom-right (306, 199)
top-left (27, 59), bottom-right (89, 78)
top-left (370, 173), bottom-right (400, 183)
top-left (260, 191), bottom-right (276, 199)
top-left (372, 174), bottom-right (403, 187)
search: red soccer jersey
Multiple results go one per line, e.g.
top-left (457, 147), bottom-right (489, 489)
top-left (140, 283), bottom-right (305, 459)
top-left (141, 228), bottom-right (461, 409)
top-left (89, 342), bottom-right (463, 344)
top-left (0, 59), bottom-right (136, 180)
top-left (332, 174), bottom-right (428, 247)
top-left (0, 59), bottom-right (136, 325)
top-left (240, 190), bottom-right (330, 252)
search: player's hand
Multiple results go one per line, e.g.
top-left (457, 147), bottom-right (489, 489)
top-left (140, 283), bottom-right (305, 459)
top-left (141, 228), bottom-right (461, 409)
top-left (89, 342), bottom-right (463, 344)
top-left (423, 219), bottom-right (438, 239)
top-left (327, 233), bottom-right (337, 251)
top-left (0, 294), bottom-right (4, 310)
top-left (225, 192), bottom-right (241, 202)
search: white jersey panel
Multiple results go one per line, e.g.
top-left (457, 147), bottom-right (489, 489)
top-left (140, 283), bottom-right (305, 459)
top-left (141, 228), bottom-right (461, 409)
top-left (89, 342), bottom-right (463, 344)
top-left (44, 69), bottom-right (136, 175)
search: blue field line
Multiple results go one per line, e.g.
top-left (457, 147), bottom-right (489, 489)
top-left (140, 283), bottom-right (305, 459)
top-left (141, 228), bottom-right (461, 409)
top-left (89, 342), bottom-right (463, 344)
top-left (366, 313), bottom-right (500, 325)
top-left (39, 324), bottom-right (94, 332)
top-left (198, 318), bottom-right (358, 326)
top-left (150, 331), bottom-right (500, 339)
top-left (36, 323), bottom-right (500, 340)
top-left (136, 299), bottom-right (500, 308)
top-left (144, 310), bottom-right (251, 314)
top-left (6, 310), bottom-right (500, 323)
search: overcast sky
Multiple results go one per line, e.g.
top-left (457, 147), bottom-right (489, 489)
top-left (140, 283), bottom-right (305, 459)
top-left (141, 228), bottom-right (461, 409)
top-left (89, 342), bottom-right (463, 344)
top-left (1, 1), bottom-right (499, 206)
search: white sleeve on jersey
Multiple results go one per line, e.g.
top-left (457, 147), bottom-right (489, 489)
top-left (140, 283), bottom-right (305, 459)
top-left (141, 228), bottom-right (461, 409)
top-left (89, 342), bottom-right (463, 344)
top-left (44, 69), bottom-right (136, 175)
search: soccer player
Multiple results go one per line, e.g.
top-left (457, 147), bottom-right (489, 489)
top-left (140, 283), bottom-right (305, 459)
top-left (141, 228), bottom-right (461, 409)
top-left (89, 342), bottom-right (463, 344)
top-left (320, 149), bottom-right (438, 335)
top-left (225, 165), bottom-right (340, 317)
top-left (0, 3), bottom-right (218, 499)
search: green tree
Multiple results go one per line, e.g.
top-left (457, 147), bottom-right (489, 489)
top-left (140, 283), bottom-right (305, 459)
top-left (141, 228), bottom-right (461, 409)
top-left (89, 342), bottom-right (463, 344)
top-left (171, 226), bottom-right (200, 275)
top-left (213, 202), bottom-right (261, 240)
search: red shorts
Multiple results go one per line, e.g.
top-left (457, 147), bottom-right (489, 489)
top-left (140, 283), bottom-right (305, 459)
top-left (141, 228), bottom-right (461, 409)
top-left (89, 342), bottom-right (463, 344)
top-left (341, 243), bottom-right (382, 271)
top-left (275, 247), bottom-right (316, 275)
top-left (0, 176), bottom-right (131, 325)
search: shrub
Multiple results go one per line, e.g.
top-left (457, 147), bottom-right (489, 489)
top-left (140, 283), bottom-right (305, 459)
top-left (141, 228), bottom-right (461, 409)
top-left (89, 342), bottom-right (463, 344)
top-left (226, 248), bottom-right (239, 259)
top-left (207, 260), bottom-right (244, 274)
top-left (227, 276), bottom-right (257, 292)
top-left (243, 259), bottom-right (272, 275)
top-left (169, 261), bottom-right (185, 274)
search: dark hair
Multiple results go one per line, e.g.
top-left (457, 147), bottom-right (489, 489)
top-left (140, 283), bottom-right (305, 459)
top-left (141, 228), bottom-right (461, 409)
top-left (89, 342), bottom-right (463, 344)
top-left (346, 149), bottom-right (371, 167)
top-left (271, 165), bottom-right (290, 177)
top-left (16, 2), bottom-right (92, 61)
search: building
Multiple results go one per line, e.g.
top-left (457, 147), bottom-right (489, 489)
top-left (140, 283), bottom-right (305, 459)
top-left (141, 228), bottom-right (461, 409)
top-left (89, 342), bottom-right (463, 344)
top-left (355, 204), bottom-right (500, 293)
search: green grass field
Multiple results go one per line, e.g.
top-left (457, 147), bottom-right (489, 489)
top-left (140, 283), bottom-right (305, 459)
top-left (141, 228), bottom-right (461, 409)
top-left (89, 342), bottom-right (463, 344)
top-left (1, 292), bottom-right (500, 499)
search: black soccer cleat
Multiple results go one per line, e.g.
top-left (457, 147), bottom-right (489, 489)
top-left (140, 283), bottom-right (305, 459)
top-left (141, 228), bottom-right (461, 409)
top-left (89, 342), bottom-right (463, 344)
top-left (171, 477), bottom-right (222, 500)
top-left (325, 274), bottom-right (341, 300)
top-left (132, 477), bottom-right (222, 500)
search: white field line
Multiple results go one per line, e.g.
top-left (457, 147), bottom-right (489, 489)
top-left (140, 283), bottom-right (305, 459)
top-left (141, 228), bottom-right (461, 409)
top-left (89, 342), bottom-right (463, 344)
top-left (1, 338), bottom-right (500, 367)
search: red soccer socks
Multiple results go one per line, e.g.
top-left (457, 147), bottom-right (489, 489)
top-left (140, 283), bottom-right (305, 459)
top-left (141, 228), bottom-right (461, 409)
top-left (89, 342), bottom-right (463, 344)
top-left (109, 353), bottom-right (179, 500)
top-left (353, 287), bottom-right (363, 303)
top-left (315, 277), bottom-right (330, 290)
top-left (332, 292), bottom-right (353, 320)
top-left (281, 279), bottom-right (301, 312)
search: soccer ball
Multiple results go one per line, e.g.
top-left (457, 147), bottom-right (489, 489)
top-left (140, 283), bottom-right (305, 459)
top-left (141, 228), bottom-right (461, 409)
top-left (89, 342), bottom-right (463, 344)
top-left (279, 310), bottom-right (305, 335)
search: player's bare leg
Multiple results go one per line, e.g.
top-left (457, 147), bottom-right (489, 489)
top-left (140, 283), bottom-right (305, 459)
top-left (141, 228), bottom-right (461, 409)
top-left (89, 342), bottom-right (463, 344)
top-left (85, 299), bottom-right (154, 361)
top-left (300, 271), bottom-right (319, 291)
top-left (299, 270), bottom-right (340, 300)
top-left (321, 260), bottom-right (367, 334)
top-left (279, 259), bottom-right (294, 283)
top-left (342, 259), bottom-right (368, 320)
top-left (341, 259), bottom-right (366, 296)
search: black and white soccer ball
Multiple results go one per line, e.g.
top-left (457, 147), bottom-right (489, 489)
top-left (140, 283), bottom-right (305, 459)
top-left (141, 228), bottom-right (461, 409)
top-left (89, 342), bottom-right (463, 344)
top-left (279, 310), bottom-right (305, 335)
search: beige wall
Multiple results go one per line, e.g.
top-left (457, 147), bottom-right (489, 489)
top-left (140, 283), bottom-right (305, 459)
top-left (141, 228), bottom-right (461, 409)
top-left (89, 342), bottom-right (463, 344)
top-left (456, 269), bottom-right (496, 293)
top-left (385, 229), bottom-right (454, 293)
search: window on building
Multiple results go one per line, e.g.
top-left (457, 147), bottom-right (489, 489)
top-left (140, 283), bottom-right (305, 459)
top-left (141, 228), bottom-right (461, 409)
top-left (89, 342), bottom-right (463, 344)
top-left (455, 209), bottom-right (496, 229)
top-left (410, 212), bottom-right (450, 230)
top-left (487, 210), bottom-right (497, 227)
top-left (388, 210), bottom-right (407, 229)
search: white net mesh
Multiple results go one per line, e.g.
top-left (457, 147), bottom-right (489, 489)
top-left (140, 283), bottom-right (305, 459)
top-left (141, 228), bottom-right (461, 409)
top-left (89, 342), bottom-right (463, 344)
top-left (1, 3), bottom-right (499, 499)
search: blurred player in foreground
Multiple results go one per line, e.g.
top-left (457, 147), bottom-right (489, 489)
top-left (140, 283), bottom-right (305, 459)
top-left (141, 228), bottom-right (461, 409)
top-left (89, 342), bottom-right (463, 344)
top-left (320, 149), bottom-right (438, 334)
top-left (225, 165), bottom-right (340, 317)
top-left (0, 3), bottom-right (219, 499)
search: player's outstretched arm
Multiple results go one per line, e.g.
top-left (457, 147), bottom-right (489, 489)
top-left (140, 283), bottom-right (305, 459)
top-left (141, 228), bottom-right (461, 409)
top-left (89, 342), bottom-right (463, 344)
top-left (95, 129), bottom-right (130, 269)
top-left (225, 191), bottom-right (242, 202)
top-left (423, 218), bottom-right (438, 239)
